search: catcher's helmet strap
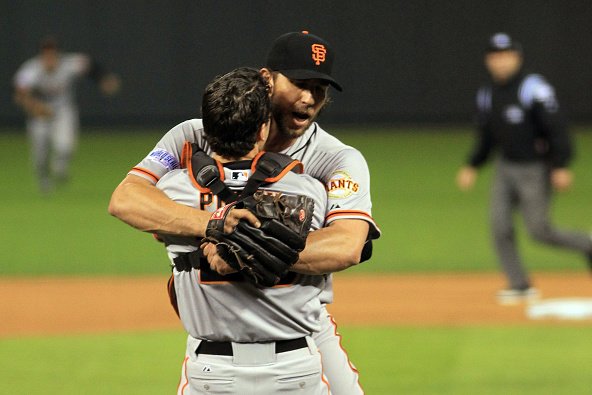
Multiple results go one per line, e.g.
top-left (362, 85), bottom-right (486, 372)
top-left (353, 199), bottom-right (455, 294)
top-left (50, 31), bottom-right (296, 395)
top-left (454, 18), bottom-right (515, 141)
top-left (240, 152), bottom-right (302, 199)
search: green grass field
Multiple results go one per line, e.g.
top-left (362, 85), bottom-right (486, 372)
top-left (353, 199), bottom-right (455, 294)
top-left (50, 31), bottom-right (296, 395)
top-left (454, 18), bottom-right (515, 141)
top-left (2, 126), bottom-right (592, 394)
top-left (2, 326), bottom-right (592, 394)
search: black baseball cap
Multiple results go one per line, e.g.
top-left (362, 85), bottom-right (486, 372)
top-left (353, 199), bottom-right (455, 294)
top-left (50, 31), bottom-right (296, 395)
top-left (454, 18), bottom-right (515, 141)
top-left (486, 32), bottom-right (523, 53)
top-left (266, 31), bottom-right (342, 91)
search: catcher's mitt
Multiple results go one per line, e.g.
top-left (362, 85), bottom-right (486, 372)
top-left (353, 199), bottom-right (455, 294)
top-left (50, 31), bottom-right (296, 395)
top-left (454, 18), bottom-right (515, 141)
top-left (204, 191), bottom-right (314, 287)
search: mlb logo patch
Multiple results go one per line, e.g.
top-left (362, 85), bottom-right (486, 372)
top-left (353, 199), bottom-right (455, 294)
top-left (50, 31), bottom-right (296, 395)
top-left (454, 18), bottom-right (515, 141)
top-left (231, 171), bottom-right (249, 181)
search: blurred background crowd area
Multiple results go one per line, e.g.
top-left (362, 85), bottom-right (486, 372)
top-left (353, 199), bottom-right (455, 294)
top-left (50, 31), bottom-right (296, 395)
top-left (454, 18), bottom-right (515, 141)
top-left (2, 1), bottom-right (592, 129)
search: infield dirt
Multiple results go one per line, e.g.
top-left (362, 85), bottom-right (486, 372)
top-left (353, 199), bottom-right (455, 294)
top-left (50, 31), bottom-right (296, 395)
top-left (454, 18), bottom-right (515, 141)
top-left (1, 272), bottom-right (591, 337)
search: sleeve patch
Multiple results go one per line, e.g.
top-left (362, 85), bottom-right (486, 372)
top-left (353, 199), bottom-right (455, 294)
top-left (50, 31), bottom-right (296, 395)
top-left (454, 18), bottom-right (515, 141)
top-left (147, 149), bottom-right (180, 171)
top-left (326, 171), bottom-right (359, 199)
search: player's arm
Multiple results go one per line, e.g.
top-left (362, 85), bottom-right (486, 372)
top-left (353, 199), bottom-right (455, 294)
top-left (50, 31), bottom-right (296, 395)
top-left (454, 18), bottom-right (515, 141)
top-left (108, 174), bottom-right (259, 236)
top-left (530, 80), bottom-right (574, 191)
top-left (69, 53), bottom-right (121, 96)
top-left (456, 87), bottom-right (494, 191)
top-left (87, 59), bottom-right (121, 96)
top-left (13, 87), bottom-right (52, 118)
top-left (109, 174), bottom-right (209, 235)
top-left (291, 219), bottom-right (370, 275)
top-left (13, 63), bottom-right (52, 117)
top-left (199, 218), bottom-right (369, 277)
top-left (109, 121), bottom-right (256, 235)
top-left (291, 149), bottom-right (378, 275)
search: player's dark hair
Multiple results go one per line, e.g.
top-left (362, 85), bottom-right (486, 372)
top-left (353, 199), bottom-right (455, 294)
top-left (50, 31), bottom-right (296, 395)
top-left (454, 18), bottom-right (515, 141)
top-left (202, 67), bottom-right (271, 159)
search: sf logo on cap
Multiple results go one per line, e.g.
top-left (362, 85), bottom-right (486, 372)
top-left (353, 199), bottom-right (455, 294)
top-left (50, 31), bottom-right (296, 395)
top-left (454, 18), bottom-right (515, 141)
top-left (311, 44), bottom-right (327, 65)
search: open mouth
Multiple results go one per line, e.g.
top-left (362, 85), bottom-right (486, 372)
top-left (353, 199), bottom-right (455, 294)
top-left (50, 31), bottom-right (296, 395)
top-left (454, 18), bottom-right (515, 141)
top-left (292, 111), bottom-right (311, 127)
top-left (293, 111), bottom-right (309, 120)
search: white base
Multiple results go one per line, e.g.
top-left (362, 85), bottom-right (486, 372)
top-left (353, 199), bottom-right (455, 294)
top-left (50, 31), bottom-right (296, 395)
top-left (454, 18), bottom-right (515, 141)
top-left (526, 298), bottom-right (592, 320)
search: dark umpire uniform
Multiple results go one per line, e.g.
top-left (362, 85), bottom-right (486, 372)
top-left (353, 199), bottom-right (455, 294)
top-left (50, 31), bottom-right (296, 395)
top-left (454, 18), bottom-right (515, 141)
top-left (465, 33), bottom-right (592, 296)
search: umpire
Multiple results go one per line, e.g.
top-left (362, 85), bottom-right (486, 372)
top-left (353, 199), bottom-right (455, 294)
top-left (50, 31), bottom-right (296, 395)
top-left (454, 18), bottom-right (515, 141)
top-left (456, 32), bottom-right (592, 305)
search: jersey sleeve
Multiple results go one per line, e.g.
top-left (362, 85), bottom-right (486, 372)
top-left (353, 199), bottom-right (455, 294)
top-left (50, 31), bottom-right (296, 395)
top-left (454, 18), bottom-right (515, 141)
top-left (322, 148), bottom-right (381, 240)
top-left (300, 176), bottom-right (328, 232)
top-left (64, 53), bottom-right (91, 76)
top-left (128, 119), bottom-right (207, 183)
top-left (520, 74), bottom-right (572, 168)
top-left (156, 169), bottom-right (199, 207)
top-left (13, 61), bottom-right (38, 89)
top-left (468, 86), bottom-right (495, 168)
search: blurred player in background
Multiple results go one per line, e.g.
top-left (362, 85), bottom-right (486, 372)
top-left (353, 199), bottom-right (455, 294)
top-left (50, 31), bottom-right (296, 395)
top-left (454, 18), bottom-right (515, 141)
top-left (456, 32), bottom-right (592, 305)
top-left (13, 36), bottom-right (120, 194)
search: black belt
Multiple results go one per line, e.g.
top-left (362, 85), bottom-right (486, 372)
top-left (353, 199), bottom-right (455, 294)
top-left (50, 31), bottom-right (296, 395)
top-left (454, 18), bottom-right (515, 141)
top-left (197, 337), bottom-right (308, 356)
top-left (173, 251), bottom-right (202, 272)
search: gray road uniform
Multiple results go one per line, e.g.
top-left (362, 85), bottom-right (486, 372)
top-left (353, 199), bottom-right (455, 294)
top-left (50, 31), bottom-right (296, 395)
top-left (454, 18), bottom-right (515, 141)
top-left (131, 119), bottom-right (381, 395)
top-left (469, 71), bottom-right (592, 290)
top-left (13, 53), bottom-right (90, 191)
top-left (157, 155), bottom-right (329, 394)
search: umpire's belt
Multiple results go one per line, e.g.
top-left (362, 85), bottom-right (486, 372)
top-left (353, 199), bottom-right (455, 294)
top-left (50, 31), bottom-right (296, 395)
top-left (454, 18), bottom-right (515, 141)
top-left (197, 337), bottom-right (308, 356)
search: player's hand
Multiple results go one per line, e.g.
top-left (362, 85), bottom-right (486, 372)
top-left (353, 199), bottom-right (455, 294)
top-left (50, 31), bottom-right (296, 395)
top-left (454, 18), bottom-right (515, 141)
top-left (100, 73), bottom-right (121, 96)
top-left (221, 207), bottom-right (261, 234)
top-left (195, 206), bottom-right (260, 237)
top-left (24, 97), bottom-right (52, 118)
top-left (201, 241), bottom-right (238, 275)
top-left (551, 168), bottom-right (573, 192)
top-left (456, 166), bottom-right (477, 191)
top-left (14, 89), bottom-right (53, 118)
top-left (31, 102), bottom-right (53, 118)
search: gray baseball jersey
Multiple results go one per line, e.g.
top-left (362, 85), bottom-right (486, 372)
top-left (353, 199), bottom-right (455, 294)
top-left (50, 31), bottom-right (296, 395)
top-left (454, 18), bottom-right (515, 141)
top-left (156, 162), bottom-right (328, 342)
top-left (131, 119), bottom-right (381, 304)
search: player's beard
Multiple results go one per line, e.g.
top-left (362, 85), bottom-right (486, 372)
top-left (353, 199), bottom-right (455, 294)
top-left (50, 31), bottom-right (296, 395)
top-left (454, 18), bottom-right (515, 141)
top-left (271, 103), bottom-right (319, 140)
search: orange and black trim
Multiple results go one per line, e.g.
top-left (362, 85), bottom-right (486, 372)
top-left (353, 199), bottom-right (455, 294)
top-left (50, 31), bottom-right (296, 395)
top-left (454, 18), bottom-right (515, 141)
top-left (328, 314), bottom-right (364, 394)
top-left (326, 210), bottom-right (381, 241)
top-left (177, 355), bottom-right (190, 394)
top-left (251, 151), bottom-right (304, 182)
top-left (325, 210), bottom-right (376, 223)
top-left (130, 167), bottom-right (160, 183)
top-left (180, 141), bottom-right (192, 169)
top-left (167, 274), bottom-right (180, 318)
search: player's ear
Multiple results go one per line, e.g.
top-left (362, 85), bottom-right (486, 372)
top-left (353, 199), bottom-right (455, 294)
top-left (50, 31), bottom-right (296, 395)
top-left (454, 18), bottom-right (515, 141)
top-left (260, 68), bottom-right (274, 96)
top-left (257, 119), bottom-right (271, 146)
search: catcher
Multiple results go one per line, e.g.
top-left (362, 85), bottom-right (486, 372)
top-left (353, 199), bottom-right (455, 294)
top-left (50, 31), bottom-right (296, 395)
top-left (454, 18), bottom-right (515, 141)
top-left (154, 67), bottom-right (330, 394)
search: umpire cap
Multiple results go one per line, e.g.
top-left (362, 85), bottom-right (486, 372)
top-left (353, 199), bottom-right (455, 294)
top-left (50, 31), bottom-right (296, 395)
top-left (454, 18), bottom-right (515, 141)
top-left (266, 31), bottom-right (342, 91)
top-left (486, 32), bottom-right (523, 53)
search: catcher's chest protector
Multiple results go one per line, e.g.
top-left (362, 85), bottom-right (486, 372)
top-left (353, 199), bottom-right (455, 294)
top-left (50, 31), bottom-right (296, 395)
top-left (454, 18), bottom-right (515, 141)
top-left (185, 143), bottom-right (304, 202)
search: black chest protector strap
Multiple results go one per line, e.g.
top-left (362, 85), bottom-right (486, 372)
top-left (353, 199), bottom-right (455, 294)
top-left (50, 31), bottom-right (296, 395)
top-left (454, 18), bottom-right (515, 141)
top-left (177, 144), bottom-right (303, 274)
top-left (238, 152), bottom-right (302, 199)
top-left (189, 146), bottom-right (239, 203)
top-left (189, 144), bottom-right (303, 203)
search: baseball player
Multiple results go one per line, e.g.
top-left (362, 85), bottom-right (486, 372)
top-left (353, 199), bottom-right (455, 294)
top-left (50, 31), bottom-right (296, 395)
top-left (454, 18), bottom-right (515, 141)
top-left (158, 67), bottom-right (329, 394)
top-left (109, 31), bottom-right (380, 394)
top-left (456, 32), bottom-right (592, 304)
top-left (13, 36), bottom-right (120, 194)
